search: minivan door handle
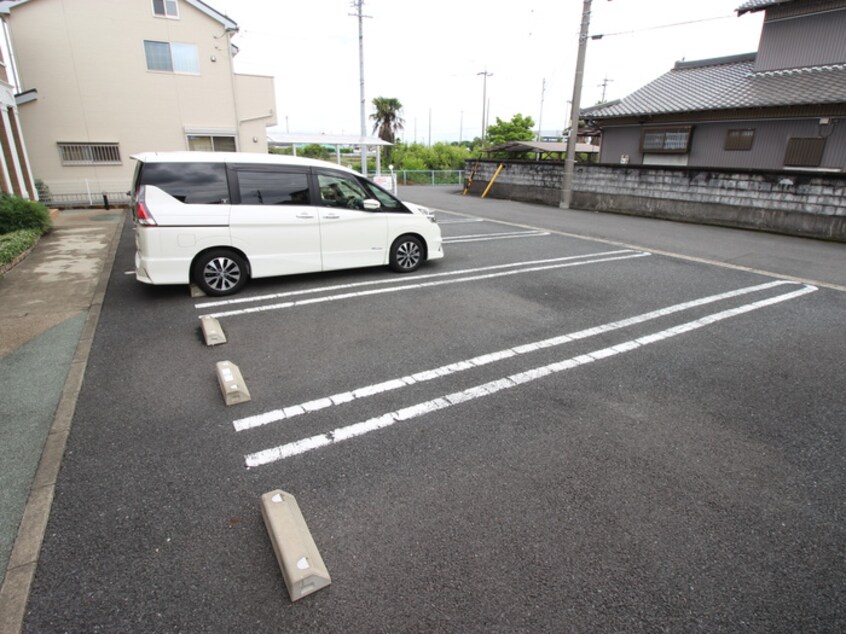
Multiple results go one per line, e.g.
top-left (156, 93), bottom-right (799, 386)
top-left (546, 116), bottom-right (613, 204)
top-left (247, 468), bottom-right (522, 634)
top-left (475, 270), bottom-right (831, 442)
top-left (323, 213), bottom-right (340, 220)
top-left (296, 212), bottom-right (315, 219)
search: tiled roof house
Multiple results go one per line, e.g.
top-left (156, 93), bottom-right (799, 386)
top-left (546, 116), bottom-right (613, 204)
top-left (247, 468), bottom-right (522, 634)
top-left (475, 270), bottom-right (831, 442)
top-left (585, 0), bottom-right (846, 171)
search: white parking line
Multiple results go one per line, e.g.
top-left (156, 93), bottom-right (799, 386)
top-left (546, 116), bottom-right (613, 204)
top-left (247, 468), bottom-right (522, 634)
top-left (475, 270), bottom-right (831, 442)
top-left (233, 280), bottom-right (800, 432)
top-left (442, 230), bottom-right (550, 243)
top-left (436, 218), bottom-right (484, 225)
top-left (201, 252), bottom-right (651, 319)
top-left (244, 282), bottom-right (817, 467)
top-left (195, 250), bottom-right (637, 309)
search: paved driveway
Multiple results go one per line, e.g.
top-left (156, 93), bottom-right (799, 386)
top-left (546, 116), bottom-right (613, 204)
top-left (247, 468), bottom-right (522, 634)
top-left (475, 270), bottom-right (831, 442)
top-left (23, 192), bottom-right (846, 632)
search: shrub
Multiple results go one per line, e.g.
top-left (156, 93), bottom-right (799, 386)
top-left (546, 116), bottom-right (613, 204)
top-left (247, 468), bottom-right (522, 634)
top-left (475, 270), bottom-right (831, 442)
top-left (34, 178), bottom-right (52, 203)
top-left (300, 144), bottom-right (331, 161)
top-left (0, 228), bottom-right (40, 267)
top-left (0, 193), bottom-right (52, 234)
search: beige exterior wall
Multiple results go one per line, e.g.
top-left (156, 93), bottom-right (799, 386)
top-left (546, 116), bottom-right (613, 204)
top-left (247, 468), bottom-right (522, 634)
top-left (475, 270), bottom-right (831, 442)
top-left (7, 0), bottom-right (275, 195)
top-left (234, 73), bottom-right (279, 152)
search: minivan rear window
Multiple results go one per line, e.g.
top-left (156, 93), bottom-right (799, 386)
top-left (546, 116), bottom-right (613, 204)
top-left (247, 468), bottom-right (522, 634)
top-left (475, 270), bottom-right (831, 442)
top-left (140, 162), bottom-right (229, 204)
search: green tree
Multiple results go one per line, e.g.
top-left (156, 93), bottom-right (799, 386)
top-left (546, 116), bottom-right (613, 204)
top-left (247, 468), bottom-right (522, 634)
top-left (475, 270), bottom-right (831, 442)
top-left (300, 144), bottom-right (331, 161)
top-left (370, 97), bottom-right (404, 163)
top-left (392, 142), bottom-right (470, 171)
top-left (485, 113), bottom-right (535, 146)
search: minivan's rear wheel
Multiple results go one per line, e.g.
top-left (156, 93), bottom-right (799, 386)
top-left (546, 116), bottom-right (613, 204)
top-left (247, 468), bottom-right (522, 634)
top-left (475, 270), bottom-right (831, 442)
top-left (193, 249), bottom-right (248, 296)
top-left (389, 235), bottom-right (424, 273)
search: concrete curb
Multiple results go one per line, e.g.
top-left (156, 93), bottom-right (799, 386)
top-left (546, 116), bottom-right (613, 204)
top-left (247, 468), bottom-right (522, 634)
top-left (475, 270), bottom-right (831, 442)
top-left (0, 215), bottom-right (125, 634)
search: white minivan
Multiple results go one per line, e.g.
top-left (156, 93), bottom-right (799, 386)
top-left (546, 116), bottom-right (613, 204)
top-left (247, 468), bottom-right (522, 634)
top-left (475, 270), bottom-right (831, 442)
top-left (130, 152), bottom-right (444, 296)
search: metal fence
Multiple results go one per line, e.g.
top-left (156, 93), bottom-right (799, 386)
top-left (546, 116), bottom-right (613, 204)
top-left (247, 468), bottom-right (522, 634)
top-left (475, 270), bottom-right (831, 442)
top-left (395, 170), bottom-right (465, 186)
top-left (37, 179), bottom-right (131, 208)
top-left (36, 171), bottom-right (465, 208)
top-left (42, 190), bottom-right (131, 208)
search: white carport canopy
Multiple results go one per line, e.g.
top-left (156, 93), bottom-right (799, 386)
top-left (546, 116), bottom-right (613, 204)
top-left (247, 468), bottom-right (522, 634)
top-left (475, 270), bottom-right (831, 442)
top-left (266, 133), bottom-right (392, 174)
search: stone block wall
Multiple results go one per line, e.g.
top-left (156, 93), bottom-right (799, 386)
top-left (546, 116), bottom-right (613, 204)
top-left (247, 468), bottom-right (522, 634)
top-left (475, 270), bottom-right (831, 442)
top-left (464, 160), bottom-right (846, 241)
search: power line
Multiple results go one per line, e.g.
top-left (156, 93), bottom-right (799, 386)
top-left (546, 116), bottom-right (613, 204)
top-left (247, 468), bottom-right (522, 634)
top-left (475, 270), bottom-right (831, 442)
top-left (591, 14), bottom-right (734, 40)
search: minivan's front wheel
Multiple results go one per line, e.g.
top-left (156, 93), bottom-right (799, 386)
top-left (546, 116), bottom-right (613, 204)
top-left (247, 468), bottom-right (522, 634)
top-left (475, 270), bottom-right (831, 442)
top-left (389, 235), bottom-right (424, 273)
top-left (193, 249), bottom-right (248, 296)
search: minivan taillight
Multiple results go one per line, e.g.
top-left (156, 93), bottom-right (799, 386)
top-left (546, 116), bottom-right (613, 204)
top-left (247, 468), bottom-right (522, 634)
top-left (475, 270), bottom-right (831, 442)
top-left (134, 199), bottom-right (157, 226)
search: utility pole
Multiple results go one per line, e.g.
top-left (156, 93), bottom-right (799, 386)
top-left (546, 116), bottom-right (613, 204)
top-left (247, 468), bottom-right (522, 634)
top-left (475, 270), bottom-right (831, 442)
top-left (477, 69), bottom-right (493, 142)
top-left (536, 77), bottom-right (546, 141)
top-left (486, 97), bottom-right (491, 139)
top-left (560, 0), bottom-right (592, 210)
top-left (350, 0), bottom-right (370, 175)
top-left (598, 75), bottom-right (614, 102)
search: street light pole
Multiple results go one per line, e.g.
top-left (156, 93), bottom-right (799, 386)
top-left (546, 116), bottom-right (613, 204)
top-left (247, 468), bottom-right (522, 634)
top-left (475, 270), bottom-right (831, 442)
top-left (560, 0), bottom-right (592, 209)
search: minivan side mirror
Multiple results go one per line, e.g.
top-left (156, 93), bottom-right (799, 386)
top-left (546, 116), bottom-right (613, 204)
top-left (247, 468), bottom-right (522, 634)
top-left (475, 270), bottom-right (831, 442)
top-left (362, 198), bottom-right (381, 211)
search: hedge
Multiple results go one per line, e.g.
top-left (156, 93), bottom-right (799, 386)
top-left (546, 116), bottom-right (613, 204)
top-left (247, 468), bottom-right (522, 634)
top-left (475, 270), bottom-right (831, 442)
top-left (0, 228), bottom-right (41, 268)
top-left (0, 193), bottom-right (52, 234)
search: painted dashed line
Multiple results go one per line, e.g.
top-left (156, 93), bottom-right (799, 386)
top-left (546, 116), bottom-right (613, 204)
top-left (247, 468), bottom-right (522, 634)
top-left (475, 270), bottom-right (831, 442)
top-left (243, 282), bottom-right (817, 467)
top-left (442, 230), bottom-right (550, 243)
top-left (195, 250), bottom-right (636, 310)
top-left (233, 280), bottom-right (800, 432)
top-left (201, 252), bottom-right (650, 319)
top-left (436, 218), bottom-right (485, 225)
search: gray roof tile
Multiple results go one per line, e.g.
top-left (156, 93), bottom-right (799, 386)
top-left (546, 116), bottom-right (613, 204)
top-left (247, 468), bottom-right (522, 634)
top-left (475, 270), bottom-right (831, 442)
top-left (736, 0), bottom-right (793, 14)
top-left (586, 55), bottom-right (846, 119)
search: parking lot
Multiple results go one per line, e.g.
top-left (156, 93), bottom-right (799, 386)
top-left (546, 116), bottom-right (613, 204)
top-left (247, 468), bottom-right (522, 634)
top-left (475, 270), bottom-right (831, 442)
top-left (24, 191), bottom-right (846, 632)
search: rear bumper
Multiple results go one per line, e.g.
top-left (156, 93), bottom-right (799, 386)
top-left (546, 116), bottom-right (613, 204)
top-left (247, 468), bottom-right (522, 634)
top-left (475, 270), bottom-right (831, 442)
top-left (134, 250), bottom-right (192, 284)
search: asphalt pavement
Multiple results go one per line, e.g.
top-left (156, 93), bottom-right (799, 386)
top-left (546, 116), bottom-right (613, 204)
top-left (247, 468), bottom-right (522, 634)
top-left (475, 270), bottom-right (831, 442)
top-left (0, 208), bottom-right (123, 634)
top-left (398, 186), bottom-right (846, 291)
top-left (0, 187), bottom-right (846, 634)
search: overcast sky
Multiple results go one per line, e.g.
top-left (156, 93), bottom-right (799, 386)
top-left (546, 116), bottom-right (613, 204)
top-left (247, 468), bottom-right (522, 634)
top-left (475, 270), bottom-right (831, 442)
top-left (223, 0), bottom-right (765, 143)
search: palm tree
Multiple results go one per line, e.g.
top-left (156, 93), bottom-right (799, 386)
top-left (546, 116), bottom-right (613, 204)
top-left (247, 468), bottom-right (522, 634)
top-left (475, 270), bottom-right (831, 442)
top-left (370, 97), bottom-right (404, 163)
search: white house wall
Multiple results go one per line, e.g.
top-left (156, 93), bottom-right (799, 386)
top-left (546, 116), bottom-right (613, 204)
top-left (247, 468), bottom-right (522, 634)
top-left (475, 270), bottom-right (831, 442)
top-left (0, 78), bottom-right (35, 198)
top-left (7, 0), bottom-right (275, 195)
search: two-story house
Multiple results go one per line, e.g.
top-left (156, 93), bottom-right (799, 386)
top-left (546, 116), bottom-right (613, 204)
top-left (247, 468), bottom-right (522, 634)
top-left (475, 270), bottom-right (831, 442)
top-left (0, 31), bottom-right (35, 199)
top-left (584, 0), bottom-right (846, 172)
top-left (0, 0), bottom-right (276, 198)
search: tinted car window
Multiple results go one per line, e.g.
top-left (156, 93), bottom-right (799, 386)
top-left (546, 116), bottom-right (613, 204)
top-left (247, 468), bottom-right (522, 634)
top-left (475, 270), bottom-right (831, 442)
top-left (140, 162), bottom-right (229, 204)
top-left (236, 170), bottom-right (310, 205)
top-left (317, 173), bottom-right (370, 209)
top-left (360, 178), bottom-right (406, 212)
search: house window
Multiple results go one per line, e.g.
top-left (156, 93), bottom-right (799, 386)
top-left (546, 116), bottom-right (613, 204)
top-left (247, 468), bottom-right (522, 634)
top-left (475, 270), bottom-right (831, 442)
top-left (725, 129), bottom-right (755, 151)
top-left (152, 0), bottom-right (178, 18)
top-left (784, 137), bottom-right (825, 167)
top-left (144, 40), bottom-right (199, 74)
top-left (58, 143), bottom-right (121, 165)
top-left (641, 126), bottom-right (692, 154)
top-left (187, 135), bottom-right (237, 152)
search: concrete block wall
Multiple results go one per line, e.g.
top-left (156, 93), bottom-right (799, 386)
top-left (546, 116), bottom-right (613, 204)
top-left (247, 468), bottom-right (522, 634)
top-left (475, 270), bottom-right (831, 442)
top-left (464, 160), bottom-right (846, 241)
